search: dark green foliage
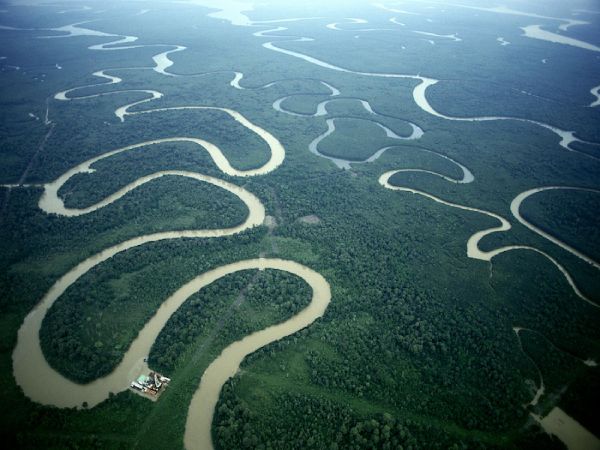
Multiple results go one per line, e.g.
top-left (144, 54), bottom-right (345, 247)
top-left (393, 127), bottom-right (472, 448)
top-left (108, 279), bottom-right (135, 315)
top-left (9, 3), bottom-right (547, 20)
top-left (1, 1), bottom-right (599, 449)
top-left (149, 269), bottom-right (312, 374)
top-left (559, 369), bottom-right (600, 437)
top-left (521, 189), bottom-right (600, 263)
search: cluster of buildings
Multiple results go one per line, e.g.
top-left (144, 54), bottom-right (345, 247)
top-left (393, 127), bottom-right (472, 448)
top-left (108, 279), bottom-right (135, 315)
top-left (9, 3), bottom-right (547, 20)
top-left (130, 371), bottom-right (171, 400)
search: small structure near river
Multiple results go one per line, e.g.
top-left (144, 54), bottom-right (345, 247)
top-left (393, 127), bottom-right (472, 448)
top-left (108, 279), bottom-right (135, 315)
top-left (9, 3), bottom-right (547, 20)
top-left (130, 370), bottom-right (171, 401)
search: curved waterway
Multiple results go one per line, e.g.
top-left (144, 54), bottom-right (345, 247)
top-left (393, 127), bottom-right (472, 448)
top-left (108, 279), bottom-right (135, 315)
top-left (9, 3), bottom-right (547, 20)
top-left (511, 187), bottom-right (600, 271)
top-left (326, 17), bottom-right (367, 31)
top-left (255, 27), bottom-right (600, 161)
top-left (50, 28), bottom-right (428, 174)
top-left (15, 255), bottom-right (330, 448)
top-left (521, 25), bottom-right (600, 52)
top-left (513, 327), bottom-right (545, 407)
top-left (419, 3), bottom-right (589, 31)
top-left (590, 85), bottom-right (600, 108)
top-left (379, 172), bottom-right (599, 308)
top-left (7, 16), bottom-right (333, 450)
top-left (270, 79), bottom-right (426, 169)
top-left (184, 259), bottom-right (331, 450)
top-left (12, 17), bottom-right (598, 163)
top-left (326, 17), bottom-right (392, 33)
top-left (269, 75), bottom-right (472, 183)
top-left (11, 96), bottom-right (328, 450)
top-left (308, 118), bottom-right (423, 169)
top-left (372, 148), bottom-right (473, 183)
top-left (40, 22), bottom-right (186, 75)
top-left (413, 31), bottom-right (462, 42)
top-left (255, 19), bottom-right (600, 308)
top-left (1, 21), bottom-right (185, 76)
top-left (5, 10), bottom-right (600, 450)
top-left (10, 94), bottom-right (326, 450)
top-left (38, 106), bottom-right (285, 218)
top-left (514, 324), bottom-right (598, 407)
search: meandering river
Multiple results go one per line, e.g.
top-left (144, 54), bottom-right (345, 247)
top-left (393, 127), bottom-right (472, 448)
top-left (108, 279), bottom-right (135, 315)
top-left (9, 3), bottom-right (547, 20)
top-left (12, 85), bottom-right (331, 450)
top-left (3, 6), bottom-right (599, 449)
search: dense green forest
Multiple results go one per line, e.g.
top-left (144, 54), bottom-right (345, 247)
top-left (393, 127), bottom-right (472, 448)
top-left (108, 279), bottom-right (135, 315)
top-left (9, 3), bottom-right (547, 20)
top-left (0, 0), bottom-right (599, 449)
top-left (519, 189), bottom-right (600, 263)
top-left (315, 118), bottom-right (414, 161)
